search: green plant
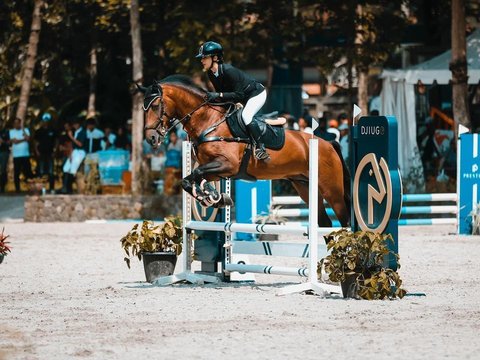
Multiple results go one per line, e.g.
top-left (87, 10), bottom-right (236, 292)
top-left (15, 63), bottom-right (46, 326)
top-left (470, 203), bottom-right (480, 235)
top-left (318, 229), bottom-right (406, 300)
top-left (121, 215), bottom-right (183, 268)
top-left (0, 227), bottom-right (11, 257)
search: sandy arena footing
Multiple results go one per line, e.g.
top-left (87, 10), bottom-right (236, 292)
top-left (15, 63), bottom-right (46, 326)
top-left (1, 222), bottom-right (479, 359)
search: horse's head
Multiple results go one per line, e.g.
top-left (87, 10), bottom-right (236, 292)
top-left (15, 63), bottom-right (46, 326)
top-left (140, 81), bottom-right (171, 148)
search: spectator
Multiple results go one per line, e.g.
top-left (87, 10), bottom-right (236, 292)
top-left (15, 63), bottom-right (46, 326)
top-left (313, 117), bottom-right (335, 141)
top-left (34, 112), bottom-right (57, 193)
top-left (67, 117), bottom-right (87, 152)
top-left (337, 112), bottom-right (349, 127)
top-left (59, 135), bottom-right (86, 194)
top-left (164, 131), bottom-right (182, 195)
top-left (328, 119), bottom-right (339, 129)
top-left (438, 138), bottom-right (457, 180)
top-left (0, 125), bottom-right (9, 193)
top-left (298, 117), bottom-right (313, 134)
top-left (85, 118), bottom-right (104, 153)
top-left (116, 126), bottom-right (131, 151)
top-left (338, 123), bottom-right (350, 163)
top-left (101, 125), bottom-right (117, 150)
top-left (9, 118), bottom-right (33, 192)
top-left (417, 117), bottom-right (440, 178)
top-left (327, 127), bottom-right (340, 143)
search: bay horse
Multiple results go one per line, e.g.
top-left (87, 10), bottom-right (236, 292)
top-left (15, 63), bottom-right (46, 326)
top-left (140, 75), bottom-right (351, 227)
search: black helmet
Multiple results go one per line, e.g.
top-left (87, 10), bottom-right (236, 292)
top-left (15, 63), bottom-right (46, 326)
top-left (196, 41), bottom-right (223, 60)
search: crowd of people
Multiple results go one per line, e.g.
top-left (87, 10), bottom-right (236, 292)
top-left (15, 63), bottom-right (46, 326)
top-left (0, 108), bottom-right (355, 196)
top-left (0, 113), bottom-right (132, 194)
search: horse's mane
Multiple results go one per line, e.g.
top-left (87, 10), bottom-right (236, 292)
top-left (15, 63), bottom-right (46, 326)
top-left (159, 74), bottom-right (207, 97)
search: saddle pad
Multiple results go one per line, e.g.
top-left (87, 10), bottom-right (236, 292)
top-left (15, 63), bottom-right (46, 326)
top-left (226, 111), bottom-right (285, 150)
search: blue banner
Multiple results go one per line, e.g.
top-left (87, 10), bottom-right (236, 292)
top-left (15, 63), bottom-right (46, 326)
top-left (458, 133), bottom-right (480, 234)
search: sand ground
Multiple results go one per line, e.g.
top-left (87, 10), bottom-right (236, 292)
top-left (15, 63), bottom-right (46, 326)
top-left (1, 222), bottom-right (479, 360)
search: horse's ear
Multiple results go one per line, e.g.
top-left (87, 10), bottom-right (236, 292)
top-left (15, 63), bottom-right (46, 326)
top-left (135, 83), bottom-right (147, 93)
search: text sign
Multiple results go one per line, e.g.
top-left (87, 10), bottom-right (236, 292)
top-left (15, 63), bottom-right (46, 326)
top-left (352, 116), bottom-right (403, 269)
top-left (458, 133), bottom-right (480, 234)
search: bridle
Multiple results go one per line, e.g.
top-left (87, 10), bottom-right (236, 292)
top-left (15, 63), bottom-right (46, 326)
top-left (143, 83), bottom-right (208, 138)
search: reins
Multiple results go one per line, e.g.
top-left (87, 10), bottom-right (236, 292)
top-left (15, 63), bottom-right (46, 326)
top-left (144, 83), bottom-right (245, 145)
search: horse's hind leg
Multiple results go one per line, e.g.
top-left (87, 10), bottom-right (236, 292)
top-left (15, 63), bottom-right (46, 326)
top-left (319, 182), bottom-right (349, 227)
top-left (290, 179), bottom-right (332, 227)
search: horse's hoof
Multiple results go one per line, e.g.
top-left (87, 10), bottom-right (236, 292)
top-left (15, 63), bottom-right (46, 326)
top-left (222, 194), bottom-right (234, 207)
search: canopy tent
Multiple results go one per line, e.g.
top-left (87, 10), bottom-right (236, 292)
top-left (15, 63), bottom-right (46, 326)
top-left (380, 29), bottom-right (480, 192)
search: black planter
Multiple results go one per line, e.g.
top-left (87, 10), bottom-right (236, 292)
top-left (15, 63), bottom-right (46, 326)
top-left (341, 274), bottom-right (358, 298)
top-left (142, 252), bottom-right (178, 283)
top-left (0, 254), bottom-right (4, 264)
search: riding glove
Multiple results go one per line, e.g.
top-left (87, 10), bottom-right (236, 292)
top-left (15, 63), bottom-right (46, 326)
top-left (206, 92), bottom-right (220, 102)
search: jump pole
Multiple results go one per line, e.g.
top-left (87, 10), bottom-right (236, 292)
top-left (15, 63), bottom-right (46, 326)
top-left (277, 137), bottom-right (340, 296)
top-left (153, 141), bottom-right (219, 286)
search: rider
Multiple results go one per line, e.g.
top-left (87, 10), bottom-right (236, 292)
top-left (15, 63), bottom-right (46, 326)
top-left (196, 41), bottom-right (270, 161)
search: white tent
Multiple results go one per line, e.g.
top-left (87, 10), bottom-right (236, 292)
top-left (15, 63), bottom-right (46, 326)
top-left (380, 29), bottom-right (480, 192)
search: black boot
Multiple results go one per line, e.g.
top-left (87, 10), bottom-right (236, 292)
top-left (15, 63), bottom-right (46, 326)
top-left (60, 173), bottom-right (74, 194)
top-left (246, 122), bottom-right (270, 161)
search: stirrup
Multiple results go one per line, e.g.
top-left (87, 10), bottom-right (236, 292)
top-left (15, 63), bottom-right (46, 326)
top-left (254, 146), bottom-right (270, 160)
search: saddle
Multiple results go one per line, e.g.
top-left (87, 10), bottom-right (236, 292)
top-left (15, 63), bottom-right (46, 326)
top-left (226, 105), bottom-right (286, 150)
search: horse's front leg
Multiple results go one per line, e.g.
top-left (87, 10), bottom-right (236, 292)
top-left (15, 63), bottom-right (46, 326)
top-left (182, 161), bottom-right (233, 208)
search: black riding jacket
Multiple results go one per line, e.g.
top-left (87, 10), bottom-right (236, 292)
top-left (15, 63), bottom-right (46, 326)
top-left (208, 63), bottom-right (264, 105)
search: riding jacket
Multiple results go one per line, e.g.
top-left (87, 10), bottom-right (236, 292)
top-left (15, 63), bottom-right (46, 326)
top-left (208, 64), bottom-right (264, 105)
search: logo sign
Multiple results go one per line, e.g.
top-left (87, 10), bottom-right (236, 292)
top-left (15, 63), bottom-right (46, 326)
top-left (458, 133), bottom-right (480, 234)
top-left (352, 116), bottom-right (402, 269)
top-left (191, 161), bottom-right (221, 222)
top-left (353, 153), bottom-right (393, 233)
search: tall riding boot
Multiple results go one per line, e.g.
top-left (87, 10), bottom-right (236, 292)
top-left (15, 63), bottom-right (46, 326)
top-left (60, 173), bottom-right (74, 194)
top-left (246, 122), bottom-right (270, 161)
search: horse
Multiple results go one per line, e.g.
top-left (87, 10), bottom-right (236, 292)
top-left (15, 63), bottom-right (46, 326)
top-left (140, 75), bottom-right (351, 227)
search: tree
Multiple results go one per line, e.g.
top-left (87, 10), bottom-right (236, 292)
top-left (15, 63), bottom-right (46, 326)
top-left (450, 0), bottom-right (471, 131)
top-left (130, 0), bottom-right (144, 195)
top-left (15, 0), bottom-right (44, 127)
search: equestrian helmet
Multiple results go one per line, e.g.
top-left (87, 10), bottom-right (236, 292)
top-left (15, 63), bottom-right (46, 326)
top-left (196, 41), bottom-right (223, 60)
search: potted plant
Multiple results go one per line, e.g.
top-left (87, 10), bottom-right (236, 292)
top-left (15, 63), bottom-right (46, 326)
top-left (0, 227), bottom-right (11, 264)
top-left (470, 203), bottom-right (480, 235)
top-left (254, 206), bottom-right (287, 241)
top-left (318, 228), bottom-right (406, 300)
top-left (121, 215), bottom-right (183, 283)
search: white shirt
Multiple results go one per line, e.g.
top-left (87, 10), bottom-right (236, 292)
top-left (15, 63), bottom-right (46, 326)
top-left (86, 128), bottom-right (105, 153)
top-left (9, 128), bottom-right (30, 158)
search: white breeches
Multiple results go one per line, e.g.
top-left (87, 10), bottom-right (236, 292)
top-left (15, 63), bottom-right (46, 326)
top-left (241, 90), bottom-right (267, 125)
top-left (63, 149), bottom-right (86, 175)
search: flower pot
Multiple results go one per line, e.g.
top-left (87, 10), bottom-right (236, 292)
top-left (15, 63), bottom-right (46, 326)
top-left (0, 254), bottom-right (4, 264)
top-left (142, 252), bottom-right (177, 283)
top-left (341, 274), bottom-right (358, 299)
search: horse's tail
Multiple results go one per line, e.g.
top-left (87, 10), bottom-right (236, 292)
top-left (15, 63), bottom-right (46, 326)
top-left (331, 141), bottom-right (351, 223)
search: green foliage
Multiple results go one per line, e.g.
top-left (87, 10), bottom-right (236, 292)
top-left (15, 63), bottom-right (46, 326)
top-left (319, 228), bottom-right (406, 300)
top-left (0, 227), bottom-right (11, 257)
top-left (470, 203), bottom-right (480, 235)
top-left (121, 216), bottom-right (184, 269)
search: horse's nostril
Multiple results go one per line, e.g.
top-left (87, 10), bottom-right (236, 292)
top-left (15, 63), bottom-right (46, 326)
top-left (150, 135), bottom-right (156, 144)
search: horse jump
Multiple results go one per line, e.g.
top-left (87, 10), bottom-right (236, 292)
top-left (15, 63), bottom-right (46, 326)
top-left (140, 75), bottom-right (350, 228)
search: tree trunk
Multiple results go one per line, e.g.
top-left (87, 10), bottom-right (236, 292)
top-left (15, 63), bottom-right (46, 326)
top-left (15, 0), bottom-right (44, 127)
top-left (355, 4), bottom-right (368, 117)
top-left (450, 0), bottom-right (471, 132)
top-left (87, 45), bottom-right (98, 119)
top-left (357, 68), bottom-right (368, 116)
top-left (130, 0), bottom-right (144, 195)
